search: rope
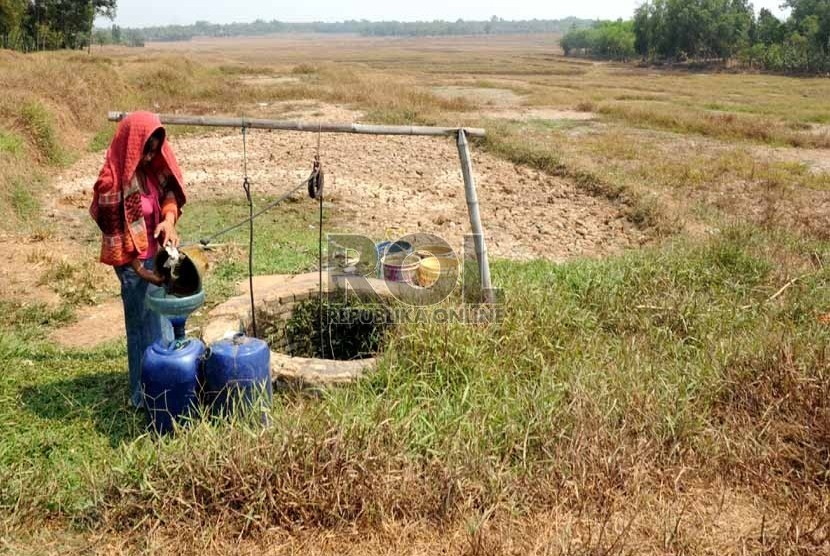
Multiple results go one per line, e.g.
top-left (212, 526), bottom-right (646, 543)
top-left (196, 172), bottom-right (312, 247)
top-left (309, 126), bottom-right (326, 359)
top-left (188, 126), bottom-right (327, 350)
top-left (317, 181), bottom-right (324, 358)
top-left (242, 126), bottom-right (257, 338)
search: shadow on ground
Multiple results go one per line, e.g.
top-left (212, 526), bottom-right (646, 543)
top-left (22, 371), bottom-right (145, 447)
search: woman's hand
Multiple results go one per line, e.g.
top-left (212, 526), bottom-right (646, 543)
top-left (141, 268), bottom-right (166, 286)
top-left (154, 213), bottom-right (179, 248)
top-left (130, 258), bottom-right (166, 286)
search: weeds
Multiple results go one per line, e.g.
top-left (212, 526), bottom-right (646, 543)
top-left (291, 63), bottom-right (318, 75)
top-left (276, 293), bottom-right (391, 360)
top-left (88, 125), bottom-right (115, 153)
top-left (0, 130), bottom-right (24, 156)
top-left (38, 259), bottom-right (102, 307)
top-left (598, 102), bottom-right (830, 149)
top-left (19, 101), bottom-right (64, 165)
top-left (9, 178), bottom-right (39, 221)
top-left (575, 100), bottom-right (596, 112)
top-left (3, 226), bottom-right (828, 550)
top-left (94, 230), bottom-right (821, 540)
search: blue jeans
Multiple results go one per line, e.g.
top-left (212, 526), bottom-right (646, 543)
top-left (115, 258), bottom-right (173, 408)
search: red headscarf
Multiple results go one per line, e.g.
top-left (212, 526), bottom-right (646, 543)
top-left (90, 112), bottom-right (186, 266)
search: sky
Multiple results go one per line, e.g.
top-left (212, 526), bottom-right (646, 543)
top-left (100, 0), bottom-right (790, 28)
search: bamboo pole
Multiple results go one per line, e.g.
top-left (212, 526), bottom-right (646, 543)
top-left (456, 129), bottom-right (494, 303)
top-left (107, 112), bottom-right (486, 138)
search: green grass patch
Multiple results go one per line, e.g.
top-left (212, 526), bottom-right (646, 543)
top-left (9, 178), bottom-right (39, 221)
top-left (0, 301), bottom-right (74, 360)
top-left (524, 118), bottom-right (593, 133)
top-left (0, 130), bottom-right (24, 157)
top-left (177, 197), bottom-right (323, 307)
top-left (19, 102), bottom-right (64, 165)
top-left (87, 125), bottom-right (115, 153)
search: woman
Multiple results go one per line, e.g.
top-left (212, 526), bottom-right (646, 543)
top-left (90, 111), bottom-right (187, 408)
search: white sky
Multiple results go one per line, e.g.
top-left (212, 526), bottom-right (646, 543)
top-left (100, 1), bottom-right (790, 28)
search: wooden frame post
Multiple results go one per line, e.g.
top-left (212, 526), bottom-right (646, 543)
top-left (456, 129), bottom-right (494, 303)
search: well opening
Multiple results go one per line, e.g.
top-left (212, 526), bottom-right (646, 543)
top-left (253, 291), bottom-right (394, 362)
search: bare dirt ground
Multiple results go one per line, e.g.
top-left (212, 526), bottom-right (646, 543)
top-left (435, 84), bottom-right (597, 122)
top-left (0, 238), bottom-right (61, 307)
top-left (0, 234), bottom-right (125, 349)
top-left (47, 300), bottom-right (124, 348)
top-left (755, 144), bottom-right (830, 175)
top-left (0, 231), bottom-right (124, 348)
top-left (54, 102), bottom-right (643, 263)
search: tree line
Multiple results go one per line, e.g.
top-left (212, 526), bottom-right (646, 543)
top-left (561, 0), bottom-right (830, 74)
top-left (121, 17), bottom-right (594, 43)
top-left (0, 0), bottom-right (116, 51)
top-left (0, 8), bottom-right (595, 51)
top-left (92, 24), bottom-right (143, 47)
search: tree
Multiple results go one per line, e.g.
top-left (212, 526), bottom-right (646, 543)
top-left (93, 26), bottom-right (109, 45)
top-left (0, 0), bottom-right (25, 35)
top-left (633, 2), bottom-right (654, 58)
top-left (756, 8), bottom-right (785, 45)
top-left (10, 0), bottom-right (117, 50)
top-left (631, 0), bottom-right (753, 61)
top-left (786, 0), bottom-right (830, 54)
top-left (0, 0), bottom-right (27, 48)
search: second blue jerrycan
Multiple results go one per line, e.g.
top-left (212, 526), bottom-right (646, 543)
top-left (203, 334), bottom-right (272, 420)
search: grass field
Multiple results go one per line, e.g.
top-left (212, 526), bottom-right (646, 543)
top-left (1, 35), bottom-right (829, 554)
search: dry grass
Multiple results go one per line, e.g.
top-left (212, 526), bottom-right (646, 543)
top-left (597, 102), bottom-right (830, 149)
top-left (714, 341), bottom-right (830, 487)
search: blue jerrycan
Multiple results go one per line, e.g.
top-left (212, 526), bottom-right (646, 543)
top-left (141, 337), bottom-right (206, 435)
top-left (204, 334), bottom-right (272, 421)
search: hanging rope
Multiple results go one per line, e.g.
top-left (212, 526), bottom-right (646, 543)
top-left (241, 126), bottom-right (257, 338)
top-left (187, 125), bottom-right (327, 347)
top-left (195, 172), bottom-right (313, 247)
top-left (309, 126), bottom-right (326, 359)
